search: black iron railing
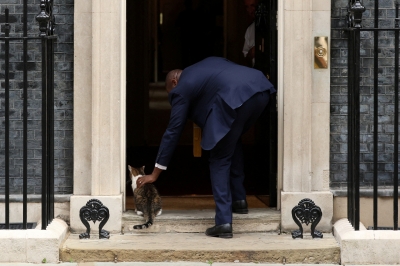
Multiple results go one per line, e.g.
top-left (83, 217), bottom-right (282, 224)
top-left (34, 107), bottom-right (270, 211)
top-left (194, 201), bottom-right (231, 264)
top-left (0, 0), bottom-right (56, 230)
top-left (345, 0), bottom-right (400, 230)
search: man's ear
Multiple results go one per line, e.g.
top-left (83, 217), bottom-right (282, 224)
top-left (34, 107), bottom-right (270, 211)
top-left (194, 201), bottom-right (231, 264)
top-left (172, 79), bottom-right (178, 88)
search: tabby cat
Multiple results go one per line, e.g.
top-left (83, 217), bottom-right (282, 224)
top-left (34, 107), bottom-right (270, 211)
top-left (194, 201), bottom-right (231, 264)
top-left (128, 165), bottom-right (162, 229)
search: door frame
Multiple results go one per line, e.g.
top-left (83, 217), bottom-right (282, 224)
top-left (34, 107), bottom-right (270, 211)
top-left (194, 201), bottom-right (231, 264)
top-left (72, 1), bottom-right (334, 231)
top-left (277, 0), bottom-right (284, 210)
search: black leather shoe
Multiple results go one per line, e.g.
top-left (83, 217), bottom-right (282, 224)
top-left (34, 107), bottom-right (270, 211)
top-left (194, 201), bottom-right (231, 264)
top-left (232, 200), bottom-right (248, 214)
top-left (205, 223), bottom-right (233, 238)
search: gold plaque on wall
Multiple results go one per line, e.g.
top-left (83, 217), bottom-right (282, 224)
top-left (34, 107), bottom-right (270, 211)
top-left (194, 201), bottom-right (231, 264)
top-left (314, 36), bottom-right (328, 69)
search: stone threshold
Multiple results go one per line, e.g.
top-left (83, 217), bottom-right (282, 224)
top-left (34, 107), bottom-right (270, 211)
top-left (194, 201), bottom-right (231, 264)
top-left (122, 208), bottom-right (280, 234)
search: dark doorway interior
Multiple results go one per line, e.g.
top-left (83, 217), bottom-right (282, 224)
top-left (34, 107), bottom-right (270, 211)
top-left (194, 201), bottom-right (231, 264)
top-left (126, 0), bottom-right (277, 206)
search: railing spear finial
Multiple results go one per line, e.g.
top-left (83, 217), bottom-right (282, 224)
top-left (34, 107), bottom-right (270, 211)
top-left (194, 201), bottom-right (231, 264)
top-left (36, 0), bottom-right (50, 36)
top-left (350, 0), bottom-right (366, 28)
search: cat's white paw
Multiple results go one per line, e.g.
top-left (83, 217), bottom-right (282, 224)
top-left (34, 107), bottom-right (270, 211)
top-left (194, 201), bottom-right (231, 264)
top-left (136, 211), bottom-right (144, 216)
top-left (156, 209), bottom-right (162, 216)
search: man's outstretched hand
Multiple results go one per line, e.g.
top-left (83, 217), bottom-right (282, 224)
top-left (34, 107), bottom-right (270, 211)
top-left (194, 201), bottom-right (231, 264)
top-left (136, 167), bottom-right (163, 188)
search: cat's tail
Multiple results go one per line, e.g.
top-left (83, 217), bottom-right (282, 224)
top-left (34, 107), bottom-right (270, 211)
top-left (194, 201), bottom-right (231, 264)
top-left (133, 219), bottom-right (153, 229)
top-left (133, 201), bottom-right (155, 229)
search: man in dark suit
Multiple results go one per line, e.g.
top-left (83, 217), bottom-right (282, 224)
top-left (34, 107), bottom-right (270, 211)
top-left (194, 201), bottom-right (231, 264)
top-left (136, 57), bottom-right (275, 238)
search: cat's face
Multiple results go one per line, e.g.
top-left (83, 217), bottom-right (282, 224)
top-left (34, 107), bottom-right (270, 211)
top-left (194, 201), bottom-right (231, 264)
top-left (128, 165), bottom-right (145, 190)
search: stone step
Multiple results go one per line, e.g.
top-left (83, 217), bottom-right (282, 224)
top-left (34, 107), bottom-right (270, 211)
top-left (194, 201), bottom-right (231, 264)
top-left (122, 208), bottom-right (280, 234)
top-left (60, 232), bottom-right (340, 264)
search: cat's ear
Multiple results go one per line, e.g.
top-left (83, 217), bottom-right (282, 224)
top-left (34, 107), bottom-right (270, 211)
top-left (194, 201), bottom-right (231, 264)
top-left (141, 165), bottom-right (145, 171)
top-left (128, 165), bottom-right (132, 172)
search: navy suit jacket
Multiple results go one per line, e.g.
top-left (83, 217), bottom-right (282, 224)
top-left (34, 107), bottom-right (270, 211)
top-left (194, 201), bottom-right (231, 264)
top-left (156, 57), bottom-right (276, 167)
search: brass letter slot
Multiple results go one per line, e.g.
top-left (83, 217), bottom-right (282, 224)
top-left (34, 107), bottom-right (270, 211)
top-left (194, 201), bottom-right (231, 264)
top-left (314, 36), bottom-right (328, 69)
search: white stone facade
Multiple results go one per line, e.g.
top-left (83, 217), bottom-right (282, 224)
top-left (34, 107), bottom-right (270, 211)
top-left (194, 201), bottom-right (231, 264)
top-left (4, 0), bottom-right (391, 264)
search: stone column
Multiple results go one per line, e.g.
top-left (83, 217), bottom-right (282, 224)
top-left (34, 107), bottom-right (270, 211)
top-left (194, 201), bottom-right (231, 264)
top-left (279, 0), bottom-right (333, 233)
top-left (71, 0), bottom-right (126, 234)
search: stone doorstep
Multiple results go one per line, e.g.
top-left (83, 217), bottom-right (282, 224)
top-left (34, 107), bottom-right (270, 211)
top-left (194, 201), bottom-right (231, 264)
top-left (60, 232), bottom-right (340, 264)
top-left (121, 208), bottom-right (281, 234)
top-left (62, 208), bottom-right (340, 264)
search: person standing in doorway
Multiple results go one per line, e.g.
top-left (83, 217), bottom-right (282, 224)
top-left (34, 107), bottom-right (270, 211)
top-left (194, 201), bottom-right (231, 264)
top-left (242, 0), bottom-right (258, 67)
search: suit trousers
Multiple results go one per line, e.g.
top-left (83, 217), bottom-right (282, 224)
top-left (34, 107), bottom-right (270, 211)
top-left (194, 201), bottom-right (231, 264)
top-left (209, 91), bottom-right (270, 225)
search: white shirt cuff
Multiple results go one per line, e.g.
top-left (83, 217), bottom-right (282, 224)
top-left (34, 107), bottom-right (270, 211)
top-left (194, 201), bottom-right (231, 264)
top-left (155, 163), bottom-right (167, 170)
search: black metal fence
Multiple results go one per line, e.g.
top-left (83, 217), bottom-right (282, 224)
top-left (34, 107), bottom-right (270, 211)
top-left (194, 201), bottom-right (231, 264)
top-left (346, 0), bottom-right (399, 230)
top-left (1, 0), bottom-right (56, 230)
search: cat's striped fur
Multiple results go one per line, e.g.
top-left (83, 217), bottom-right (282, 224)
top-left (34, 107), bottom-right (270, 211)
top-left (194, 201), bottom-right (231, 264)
top-left (128, 165), bottom-right (162, 229)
